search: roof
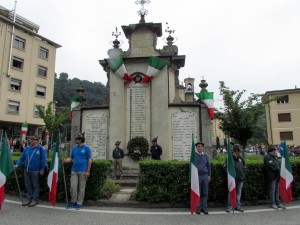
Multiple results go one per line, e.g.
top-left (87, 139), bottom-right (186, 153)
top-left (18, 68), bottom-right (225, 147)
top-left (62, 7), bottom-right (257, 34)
top-left (264, 88), bottom-right (300, 96)
top-left (0, 5), bottom-right (61, 48)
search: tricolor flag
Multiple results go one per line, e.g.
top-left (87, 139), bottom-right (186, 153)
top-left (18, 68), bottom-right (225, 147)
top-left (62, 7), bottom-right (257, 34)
top-left (108, 55), bottom-right (132, 84)
top-left (0, 134), bottom-right (14, 210)
top-left (21, 123), bottom-right (28, 135)
top-left (195, 92), bottom-right (214, 120)
top-left (142, 56), bottom-right (168, 84)
top-left (70, 96), bottom-right (82, 121)
top-left (47, 138), bottom-right (61, 207)
top-left (189, 135), bottom-right (199, 214)
top-left (279, 140), bottom-right (293, 204)
top-left (227, 138), bottom-right (236, 209)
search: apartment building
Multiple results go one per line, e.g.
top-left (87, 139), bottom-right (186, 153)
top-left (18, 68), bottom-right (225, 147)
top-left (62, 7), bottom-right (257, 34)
top-left (0, 6), bottom-right (61, 141)
top-left (265, 88), bottom-right (300, 146)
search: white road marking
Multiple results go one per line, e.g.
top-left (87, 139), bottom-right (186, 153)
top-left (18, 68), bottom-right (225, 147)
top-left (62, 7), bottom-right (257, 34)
top-left (4, 199), bottom-right (300, 215)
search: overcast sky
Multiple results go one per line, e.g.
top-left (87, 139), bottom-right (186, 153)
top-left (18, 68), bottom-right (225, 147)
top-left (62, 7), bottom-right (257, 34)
top-left (2, 0), bottom-right (300, 107)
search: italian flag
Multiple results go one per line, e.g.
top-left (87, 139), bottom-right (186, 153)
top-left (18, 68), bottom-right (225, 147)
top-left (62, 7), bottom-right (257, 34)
top-left (227, 138), bottom-right (236, 209)
top-left (279, 140), bottom-right (293, 204)
top-left (21, 123), bottom-right (28, 135)
top-left (0, 135), bottom-right (14, 210)
top-left (142, 56), bottom-right (168, 84)
top-left (195, 92), bottom-right (214, 120)
top-left (47, 138), bottom-right (61, 207)
top-left (70, 96), bottom-right (82, 121)
top-left (108, 55), bottom-right (132, 84)
top-left (189, 135), bottom-right (199, 214)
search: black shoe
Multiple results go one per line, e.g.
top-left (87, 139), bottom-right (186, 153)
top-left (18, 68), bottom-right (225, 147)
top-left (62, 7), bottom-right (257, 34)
top-left (226, 208), bottom-right (232, 213)
top-left (22, 200), bottom-right (32, 206)
top-left (28, 201), bottom-right (38, 207)
top-left (195, 209), bottom-right (201, 214)
top-left (201, 209), bottom-right (208, 214)
top-left (235, 207), bottom-right (244, 212)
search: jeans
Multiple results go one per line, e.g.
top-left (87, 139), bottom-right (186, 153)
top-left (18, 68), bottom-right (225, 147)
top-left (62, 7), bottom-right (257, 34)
top-left (227, 181), bottom-right (244, 209)
top-left (269, 178), bottom-right (280, 205)
top-left (70, 172), bottom-right (87, 205)
top-left (197, 173), bottom-right (209, 210)
top-left (24, 171), bottom-right (40, 202)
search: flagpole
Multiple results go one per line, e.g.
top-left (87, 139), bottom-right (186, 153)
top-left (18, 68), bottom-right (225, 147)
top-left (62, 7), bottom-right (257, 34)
top-left (4, 132), bottom-right (23, 204)
top-left (59, 132), bottom-right (69, 208)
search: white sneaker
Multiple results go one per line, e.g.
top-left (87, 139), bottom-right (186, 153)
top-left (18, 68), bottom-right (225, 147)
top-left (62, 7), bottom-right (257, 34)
top-left (271, 204), bottom-right (278, 209)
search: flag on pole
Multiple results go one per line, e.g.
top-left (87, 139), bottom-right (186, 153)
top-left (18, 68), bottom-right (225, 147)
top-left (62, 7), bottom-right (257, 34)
top-left (21, 123), bottom-right (28, 135)
top-left (189, 135), bottom-right (199, 214)
top-left (279, 140), bottom-right (293, 204)
top-left (0, 134), bottom-right (14, 210)
top-left (195, 92), bottom-right (214, 120)
top-left (227, 138), bottom-right (236, 209)
top-left (108, 55), bottom-right (132, 84)
top-left (47, 137), bottom-right (61, 207)
top-left (142, 56), bottom-right (168, 84)
top-left (70, 96), bottom-right (82, 121)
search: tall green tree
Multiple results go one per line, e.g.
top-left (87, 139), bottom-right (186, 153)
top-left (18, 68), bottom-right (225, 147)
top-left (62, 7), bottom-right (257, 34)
top-left (36, 101), bottom-right (69, 151)
top-left (216, 81), bottom-right (266, 156)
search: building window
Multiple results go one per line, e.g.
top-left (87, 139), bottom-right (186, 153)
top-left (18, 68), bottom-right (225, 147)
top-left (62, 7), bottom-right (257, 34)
top-left (34, 105), bottom-right (44, 117)
top-left (38, 65), bottom-right (47, 77)
top-left (12, 57), bottom-right (24, 70)
top-left (7, 100), bottom-right (20, 114)
top-left (39, 47), bottom-right (49, 60)
top-left (36, 85), bottom-right (46, 97)
top-left (13, 36), bottom-right (26, 50)
top-left (10, 78), bottom-right (22, 91)
top-left (277, 95), bottom-right (289, 104)
top-left (278, 113), bottom-right (291, 122)
top-left (280, 131), bottom-right (293, 140)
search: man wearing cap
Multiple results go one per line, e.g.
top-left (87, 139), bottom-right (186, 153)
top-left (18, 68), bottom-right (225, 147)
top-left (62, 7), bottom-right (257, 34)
top-left (62, 133), bottom-right (92, 209)
top-left (264, 144), bottom-right (284, 209)
top-left (112, 141), bottom-right (124, 179)
top-left (195, 142), bottom-right (211, 215)
top-left (225, 144), bottom-right (246, 213)
top-left (14, 135), bottom-right (46, 207)
top-left (150, 137), bottom-right (162, 160)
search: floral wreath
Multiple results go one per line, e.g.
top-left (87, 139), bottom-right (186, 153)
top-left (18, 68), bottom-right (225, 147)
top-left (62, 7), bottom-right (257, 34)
top-left (127, 136), bottom-right (149, 160)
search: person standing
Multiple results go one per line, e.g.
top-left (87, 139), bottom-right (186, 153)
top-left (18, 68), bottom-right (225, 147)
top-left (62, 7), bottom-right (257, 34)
top-left (150, 137), bottom-right (162, 160)
top-left (195, 142), bottom-right (211, 215)
top-left (61, 133), bottom-right (92, 210)
top-left (112, 141), bottom-right (124, 179)
top-left (225, 144), bottom-right (246, 212)
top-left (14, 135), bottom-right (46, 207)
top-left (264, 144), bottom-right (285, 209)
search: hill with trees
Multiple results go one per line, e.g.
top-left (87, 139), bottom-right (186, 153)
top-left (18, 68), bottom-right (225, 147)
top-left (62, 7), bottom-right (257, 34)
top-left (53, 72), bottom-right (108, 108)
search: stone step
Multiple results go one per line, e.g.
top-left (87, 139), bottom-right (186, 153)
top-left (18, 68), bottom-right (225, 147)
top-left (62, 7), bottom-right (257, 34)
top-left (108, 178), bottom-right (138, 187)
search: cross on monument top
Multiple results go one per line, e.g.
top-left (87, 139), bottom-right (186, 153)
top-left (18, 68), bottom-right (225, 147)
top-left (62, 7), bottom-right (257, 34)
top-left (135, 0), bottom-right (151, 23)
top-left (112, 27), bottom-right (121, 39)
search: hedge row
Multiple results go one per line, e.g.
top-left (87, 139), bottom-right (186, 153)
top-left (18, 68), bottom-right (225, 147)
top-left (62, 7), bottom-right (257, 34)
top-left (136, 156), bottom-right (300, 206)
top-left (7, 156), bottom-right (112, 202)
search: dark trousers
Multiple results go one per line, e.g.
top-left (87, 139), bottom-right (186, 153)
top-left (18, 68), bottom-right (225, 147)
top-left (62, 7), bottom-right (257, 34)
top-left (197, 173), bottom-right (209, 210)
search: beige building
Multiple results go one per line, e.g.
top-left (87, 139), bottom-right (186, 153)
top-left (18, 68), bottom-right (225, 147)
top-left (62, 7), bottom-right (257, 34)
top-left (211, 118), bottom-right (226, 146)
top-left (265, 88), bottom-right (300, 146)
top-left (0, 6), bottom-right (61, 141)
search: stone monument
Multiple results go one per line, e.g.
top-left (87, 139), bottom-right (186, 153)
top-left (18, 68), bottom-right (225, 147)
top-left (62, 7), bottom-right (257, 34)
top-left (71, 1), bottom-right (213, 167)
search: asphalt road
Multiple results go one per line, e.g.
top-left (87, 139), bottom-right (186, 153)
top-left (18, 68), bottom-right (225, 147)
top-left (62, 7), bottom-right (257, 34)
top-left (1, 197), bottom-right (300, 225)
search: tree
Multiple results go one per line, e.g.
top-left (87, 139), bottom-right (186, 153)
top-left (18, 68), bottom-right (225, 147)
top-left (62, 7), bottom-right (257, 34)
top-left (36, 101), bottom-right (69, 152)
top-left (216, 81), bottom-right (265, 156)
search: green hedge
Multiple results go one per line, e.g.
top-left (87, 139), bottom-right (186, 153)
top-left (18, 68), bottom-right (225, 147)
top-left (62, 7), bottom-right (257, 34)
top-left (7, 156), bottom-right (112, 202)
top-left (136, 157), bottom-right (300, 206)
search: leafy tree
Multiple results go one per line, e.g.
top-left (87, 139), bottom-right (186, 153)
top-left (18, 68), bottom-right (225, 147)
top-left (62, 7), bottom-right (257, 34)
top-left (216, 81), bottom-right (266, 156)
top-left (36, 101), bottom-right (69, 152)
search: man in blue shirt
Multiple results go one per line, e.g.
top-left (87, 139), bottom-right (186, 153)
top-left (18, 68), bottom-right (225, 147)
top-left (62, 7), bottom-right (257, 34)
top-left (62, 133), bottom-right (92, 209)
top-left (195, 142), bottom-right (211, 215)
top-left (15, 135), bottom-right (46, 207)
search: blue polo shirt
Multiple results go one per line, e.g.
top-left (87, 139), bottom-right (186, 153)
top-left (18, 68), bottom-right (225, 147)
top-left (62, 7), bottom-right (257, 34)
top-left (70, 144), bottom-right (92, 172)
